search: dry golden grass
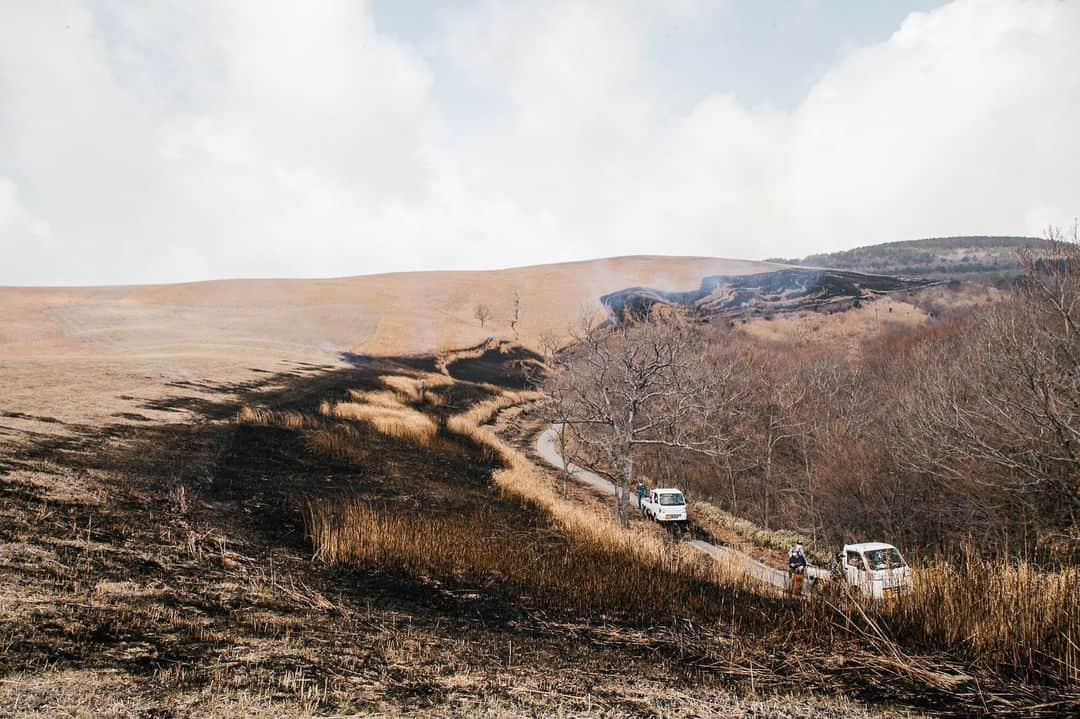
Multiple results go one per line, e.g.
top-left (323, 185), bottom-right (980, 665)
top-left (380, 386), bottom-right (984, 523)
top-left (379, 372), bottom-right (455, 402)
top-left (693, 499), bottom-right (828, 565)
top-left (305, 496), bottom-right (729, 620)
top-left (345, 389), bottom-right (404, 407)
top-left (447, 390), bottom-right (544, 429)
top-left (1, 256), bottom-right (777, 363)
top-left (234, 406), bottom-right (315, 430)
top-left (738, 297), bottom-right (928, 353)
top-left (877, 553), bottom-right (1080, 683)
top-left (320, 400), bottom-right (437, 445)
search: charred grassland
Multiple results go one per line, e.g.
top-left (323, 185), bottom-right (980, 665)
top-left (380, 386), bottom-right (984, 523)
top-left (0, 347), bottom-right (1076, 717)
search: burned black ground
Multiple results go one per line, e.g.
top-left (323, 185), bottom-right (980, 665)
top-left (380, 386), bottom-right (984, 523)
top-left (0, 354), bottom-right (741, 714)
top-left (444, 345), bottom-right (544, 389)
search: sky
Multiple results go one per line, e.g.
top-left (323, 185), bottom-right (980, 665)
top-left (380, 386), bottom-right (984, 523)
top-left (1, 0), bottom-right (1077, 286)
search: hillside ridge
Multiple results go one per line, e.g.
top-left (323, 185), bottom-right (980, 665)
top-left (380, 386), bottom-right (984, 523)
top-left (771, 235), bottom-right (1050, 278)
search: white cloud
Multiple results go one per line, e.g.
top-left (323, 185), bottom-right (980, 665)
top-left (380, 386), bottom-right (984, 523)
top-left (0, 0), bottom-right (1077, 285)
top-left (783, 0), bottom-right (1080, 251)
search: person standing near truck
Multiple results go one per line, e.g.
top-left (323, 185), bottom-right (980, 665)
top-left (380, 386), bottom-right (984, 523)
top-left (635, 482), bottom-right (646, 508)
top-left (788, 542), bottom-right (807, 595)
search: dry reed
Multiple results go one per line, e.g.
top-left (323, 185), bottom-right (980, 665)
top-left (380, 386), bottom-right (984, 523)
top-left (345, 389), bottom-right (403, 407)
top-left (306, 426), bottom-right (368, 463)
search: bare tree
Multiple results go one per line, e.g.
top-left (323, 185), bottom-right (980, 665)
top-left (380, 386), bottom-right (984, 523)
top-left (546, 314), bottom-right (719, 524)
top-left (754, 372), bottom-right (806, 530)
top-left (890, 226), bottom-right (1080, 546)
top-left (473, 303), bottom-right (492, 329)
top-left (699, 342), bottom-right (757, 516)
top-left (509, 290), bottom-right (521, 340)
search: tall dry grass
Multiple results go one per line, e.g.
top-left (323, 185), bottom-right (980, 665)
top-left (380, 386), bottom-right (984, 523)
top-left (317, 372), bottom-right (460, 443)
top-left (234, 406), bottom-right (314, 430)
top-left (306, 426), bottom-right (369, 463)
top-left (873, 553), bottom-right (1080, 683)
top-left (446, 390), bottom-right (543, 430)
top-left (305, 497), bottom-right (731, 620)
top-left (345, 389), bottom-right (403, 407)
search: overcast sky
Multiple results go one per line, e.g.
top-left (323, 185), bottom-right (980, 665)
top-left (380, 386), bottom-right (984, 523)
top-left (1, 0), bottom-right (1077, 286)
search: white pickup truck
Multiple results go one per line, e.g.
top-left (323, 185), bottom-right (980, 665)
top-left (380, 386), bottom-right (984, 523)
top-left (640, 488), bottom-right (687, 523)
top-left (839, 542), bottom-right (912, 598)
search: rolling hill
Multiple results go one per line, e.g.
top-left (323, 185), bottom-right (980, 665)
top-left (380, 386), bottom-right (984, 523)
top-left (0, 256), bottom-right (776, 427)
top-left (0, 256), bottom-right (778, 360)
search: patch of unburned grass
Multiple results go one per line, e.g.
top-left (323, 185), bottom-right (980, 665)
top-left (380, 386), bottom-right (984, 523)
top-left (234, 406), bottom-right (313, 430)
top-left (320, 399), bottom-right (438, 445)
top-left (379, 373), bottom-right (455, 403)
top-left (435, 340), bottom-right (497, 375)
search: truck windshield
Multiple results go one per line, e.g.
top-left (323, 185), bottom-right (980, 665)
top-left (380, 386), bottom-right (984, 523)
top-left (864, 548), bottom-right (906, 570)
top-left (659, 493), bottom-right (684, 506)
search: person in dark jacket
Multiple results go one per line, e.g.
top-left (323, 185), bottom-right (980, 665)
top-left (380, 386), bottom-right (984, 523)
top-left (635, 482), bottom-right (646, 508)
top-left (788, 542), bottom-right (808, 595)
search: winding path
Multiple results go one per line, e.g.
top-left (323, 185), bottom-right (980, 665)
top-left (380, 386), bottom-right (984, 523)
top-left (535, 424), bottom-right (828, 592)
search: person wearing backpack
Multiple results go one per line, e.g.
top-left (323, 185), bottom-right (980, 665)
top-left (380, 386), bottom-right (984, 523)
top-left (788, 542), bottom-right (808, 595)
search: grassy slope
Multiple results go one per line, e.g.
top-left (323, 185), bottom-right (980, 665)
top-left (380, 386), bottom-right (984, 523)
top-left (0, 255), bottom-right (776, 432)
top-left (0, 256), bottom-right (777, 359)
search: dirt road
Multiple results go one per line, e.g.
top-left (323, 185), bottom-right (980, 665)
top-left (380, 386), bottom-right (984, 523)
top-left (536, 424), bottom-right (828, 592)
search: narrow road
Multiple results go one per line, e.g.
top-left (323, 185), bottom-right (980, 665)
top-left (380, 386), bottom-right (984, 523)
top-left (536, 424), bottom-right (828, 592)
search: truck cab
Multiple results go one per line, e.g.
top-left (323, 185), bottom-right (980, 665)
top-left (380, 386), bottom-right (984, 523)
top-left (641, 488), bottom-right (687, 523)
top-left (840, 542), bottom-right (911, 598)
